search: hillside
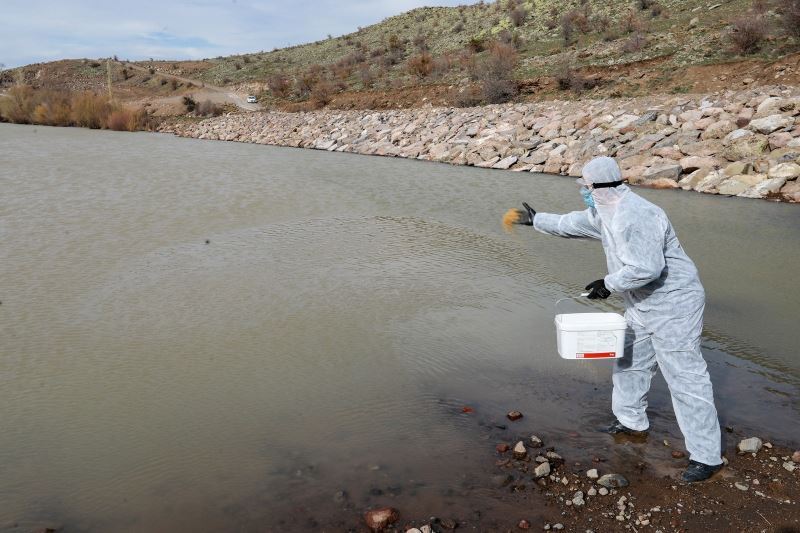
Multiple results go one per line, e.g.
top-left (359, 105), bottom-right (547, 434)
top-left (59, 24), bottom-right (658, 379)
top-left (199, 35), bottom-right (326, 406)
top-left (2, 0), bottom-right (800, 115)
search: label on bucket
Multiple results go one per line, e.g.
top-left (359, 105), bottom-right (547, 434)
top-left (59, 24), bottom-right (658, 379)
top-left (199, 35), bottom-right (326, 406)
top-left (577, 352), bottom-right (616, 359)
top-left (576, 331), bottom-right (617, 353)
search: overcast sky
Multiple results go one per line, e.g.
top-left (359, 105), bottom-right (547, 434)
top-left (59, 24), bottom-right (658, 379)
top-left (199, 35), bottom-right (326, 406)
top-left (2, 0), bottom-right (482, 68)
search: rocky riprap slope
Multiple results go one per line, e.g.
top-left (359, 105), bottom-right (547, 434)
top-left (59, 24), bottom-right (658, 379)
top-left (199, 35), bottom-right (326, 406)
top-left (160, 85), bottom-right (800, 202)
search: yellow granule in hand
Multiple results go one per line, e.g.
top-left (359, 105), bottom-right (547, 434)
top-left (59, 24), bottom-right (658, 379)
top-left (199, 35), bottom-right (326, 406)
top-left (502, 208), bottom-right (525, 232)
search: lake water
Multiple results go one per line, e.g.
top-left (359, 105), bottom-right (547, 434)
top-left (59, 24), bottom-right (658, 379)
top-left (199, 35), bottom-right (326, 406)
top-left (1, 123), bottom-right (798, 531)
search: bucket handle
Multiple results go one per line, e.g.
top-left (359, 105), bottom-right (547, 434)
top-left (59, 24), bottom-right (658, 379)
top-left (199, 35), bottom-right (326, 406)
top-left (555, 293), bottom-right (590, 314)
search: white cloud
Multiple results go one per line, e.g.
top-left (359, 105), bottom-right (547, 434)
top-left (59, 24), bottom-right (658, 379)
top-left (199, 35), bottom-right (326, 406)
top-left (1, 0), bottom-right (482, 68)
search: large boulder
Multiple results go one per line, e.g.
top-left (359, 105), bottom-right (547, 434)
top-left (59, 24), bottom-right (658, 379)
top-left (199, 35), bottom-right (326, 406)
top-left (779, 179), bottom-right (800, 202)
top-left (721, 136), bottom-right (770, 161)
top-left (750, 114), bottom-right (793, 134)
top-left (768, 162), bottom-right (800, 180)
top-left (701, 120), bottom-right (735, 140)
top-left (642, 163), bottom-right (682, 181)
top-left (679, 155), bottom-right (724, 172)
top-left (740, 177), bottom-right (787, 199)
top-left (694, 169), bottom-right (728, 193)
top-left (718, 174), bottom-right (766, 195)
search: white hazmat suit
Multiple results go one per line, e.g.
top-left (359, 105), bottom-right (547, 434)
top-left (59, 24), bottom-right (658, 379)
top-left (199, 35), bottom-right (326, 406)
top-left (532, 157), bottom-right (722, 467)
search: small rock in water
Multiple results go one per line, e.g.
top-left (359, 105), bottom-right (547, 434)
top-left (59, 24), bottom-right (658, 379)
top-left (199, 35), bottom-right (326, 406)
top-left (507, 410), bottom-right (524, 421)
top-left (529, 435), bottom-right (543, 448)
top-left (534, 462), bottom-right (551, 478)
top-left (737, 437), bottom-right (763, 454)
top-left (492, 474), bottom-right (514, 487)
top-left (671, 450), bottom-right (686, 459)
top-left (513, 441), bottom-right (527, 459)
top-left (792, 450), bottom-right (800, 463)
top-left (586, 468), bottom-right (599, 479)
top-left (598, 473), bottom-right (629, 488)
top-left (496, 443), bottom-right (510, 453)
top-left (517, 519), bottom-right (531, 529)
top-left (364, 507), bottom-right (399, 531)
top-left (333, 490), bottom-right (348, 504)
top-left (439, 517), bottom-right (457, 530)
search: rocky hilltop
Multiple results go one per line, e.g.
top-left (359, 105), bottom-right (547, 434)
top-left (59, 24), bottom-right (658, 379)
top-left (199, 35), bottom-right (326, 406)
top-left (160, 85), bottom-right (800, 202)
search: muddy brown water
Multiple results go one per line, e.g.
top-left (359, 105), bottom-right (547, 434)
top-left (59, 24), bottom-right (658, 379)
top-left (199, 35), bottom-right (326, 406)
top-left (1, 123), bottom-right (798, 531)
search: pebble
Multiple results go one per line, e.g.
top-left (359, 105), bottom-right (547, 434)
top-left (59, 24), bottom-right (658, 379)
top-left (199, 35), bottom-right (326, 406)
top-left (513, 441), bottom-right (527, 459)
top-left (734, 482), bottom-right (748, 491)
top-left (793, 450), bottom-right (800, 463)
top-left (507, 410), bottom-right (523, 421)
top-left (529, 435), bottom-right (543, 448)
top-left (597, 473), bottom-right (629, 488)
top-left (496, 443), bottom-right (510, 453)
top-left (738, 437), bottom-right (763, 454)
top-left (671, 450), bottom-right (686, 459)
top-left (517, 519), bottom-right (530, 529)
top-left (599, 487), bottom-right (609, 496)
top-left (588, 487), bottom-right (597, 496)
top-left (572, 491), bottom-right (585, 506)
top-left (783, 461), bottom-right (796, 472)
top-left (586, 468), bottom-right (599, 479)
top-left (534, 462), bottom-right (551, 478)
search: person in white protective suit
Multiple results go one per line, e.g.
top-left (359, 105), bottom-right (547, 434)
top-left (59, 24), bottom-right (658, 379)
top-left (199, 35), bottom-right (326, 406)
top-left (509, 156), bottom-right (723, 483)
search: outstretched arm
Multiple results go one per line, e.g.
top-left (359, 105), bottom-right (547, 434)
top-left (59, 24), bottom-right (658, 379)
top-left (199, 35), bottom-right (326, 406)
top-left (533, 209), bottom-right (602, 240)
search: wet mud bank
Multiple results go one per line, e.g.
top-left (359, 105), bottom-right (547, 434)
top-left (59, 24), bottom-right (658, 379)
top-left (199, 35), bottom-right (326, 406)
top-left (160, 85), bottom-right (800, 203)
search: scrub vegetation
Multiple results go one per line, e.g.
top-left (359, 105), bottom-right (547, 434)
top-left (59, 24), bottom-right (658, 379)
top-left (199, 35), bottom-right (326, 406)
top-left (0, 85), bottom-right (153, 130)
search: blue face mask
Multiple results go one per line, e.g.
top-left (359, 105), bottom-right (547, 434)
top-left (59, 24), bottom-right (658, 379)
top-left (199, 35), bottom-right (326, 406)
top-left (581, 186), bottom-right (595, 209)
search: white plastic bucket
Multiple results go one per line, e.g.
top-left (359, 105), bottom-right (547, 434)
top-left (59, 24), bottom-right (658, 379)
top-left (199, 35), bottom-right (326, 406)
top-left (555, 312), bottom-right (627, 360)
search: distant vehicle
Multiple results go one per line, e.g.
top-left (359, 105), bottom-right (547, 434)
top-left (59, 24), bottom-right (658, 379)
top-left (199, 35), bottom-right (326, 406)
top-left (246, 95), bottom-right (258, 104)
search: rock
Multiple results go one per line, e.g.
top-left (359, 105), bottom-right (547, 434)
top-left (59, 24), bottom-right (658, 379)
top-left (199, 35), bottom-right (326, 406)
top-left (671, 450), bottom-right (687, 459)
top-left (643, 177), bottom-right (679, 189)
top-left (407, 529), bottom-right (423, 533)
top-left (517, 519), bottom-right (531, 529)
top-left (588, 487), bottom-right (597, 496)
top-left (507, 410), bottom-right (523, 421)
top-left (782, 180), bottom-right (800, 202)
top-left (756, 96), bottom-right (784, 116)
top-left (792, 450), bottom-right (800, 463)
top-left (723, 161), bottom-right (753, 176)
top-left (572, 491), bottom-right (585, 506)
top-left (598, 473), bottom-right (629, 488)
top-left (750, 114), bottom-right (793, 134)
top-left (587, 468), bottom-right (599, 479)
top-left (768, 162), bottom-right (800, 180)
top-left (734, 482), bottom-right (748, 491)
top-left (737, 437), bottom-right (763, 454)
top-left (513, 441), bottom-right (527, 459)
top-left (420, 525), bottom-right (432, 533)
top-left (725, 128), bottom-right (753, 143)
top-left (679, 155), bottom-right (723, 172)
top-left (642, 163), bottom-right (682, 181)
top-left (719, 175), bottom-right (766, 196)
top-left (783, 461), bottom-right (796, 472)
top-left (529, 435), bottom-right (543, 447)
top-left (496, 443), bottom-right (510, 453)
top-left (740, 177), bottom-right (787, 198)
top-left (701, 120), bottom-right (735, 140)
top-left (493, 155), bottom-right (518, 170)
top-left (492, 474), bottom-right (514, 487)
top-left (679, 167), bottom-right (713, 190)
top-left (365, 507), bottom-right (399, 531)
top-left (769, 132), bottom-right (794, 149)
top-left (439, 518), bottom-right (457, 530)
top-left (721, 136), bottom-right (770, 161)
top-left (688, 16), bottom-right (699, 28)
top-left (598, 487), bottom-right (609, 495)
top-left (534, 461), bottom-right (551, 478)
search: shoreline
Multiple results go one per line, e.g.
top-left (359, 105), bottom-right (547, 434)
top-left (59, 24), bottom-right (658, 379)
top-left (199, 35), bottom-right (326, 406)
top-left (158, 86), bottom-right (800, 203)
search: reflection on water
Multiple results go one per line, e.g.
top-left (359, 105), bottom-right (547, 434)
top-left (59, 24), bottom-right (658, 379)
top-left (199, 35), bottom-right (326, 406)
top-left (0, 123), bottom-right (798, 531)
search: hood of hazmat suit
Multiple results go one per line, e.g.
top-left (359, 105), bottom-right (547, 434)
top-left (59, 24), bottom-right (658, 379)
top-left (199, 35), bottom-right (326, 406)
top-left (532, 156), bottom-right (721, 467)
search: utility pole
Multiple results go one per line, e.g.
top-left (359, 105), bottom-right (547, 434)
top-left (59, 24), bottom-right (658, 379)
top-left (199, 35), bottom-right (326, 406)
top-left (106, 59), bottom-right (113, 100)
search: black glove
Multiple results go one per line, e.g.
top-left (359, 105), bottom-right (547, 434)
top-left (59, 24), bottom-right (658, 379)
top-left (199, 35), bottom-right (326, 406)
top-left (585, 279), bottom-right (611, 300)
top-left (519, 202), bottom-right (536, 226)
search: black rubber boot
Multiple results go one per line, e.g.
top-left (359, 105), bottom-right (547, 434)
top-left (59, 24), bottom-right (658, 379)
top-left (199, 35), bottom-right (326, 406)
top-left (603, 419), bottom-right (649, 437)
top-left (681, 460), bottom-right (722, 483)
